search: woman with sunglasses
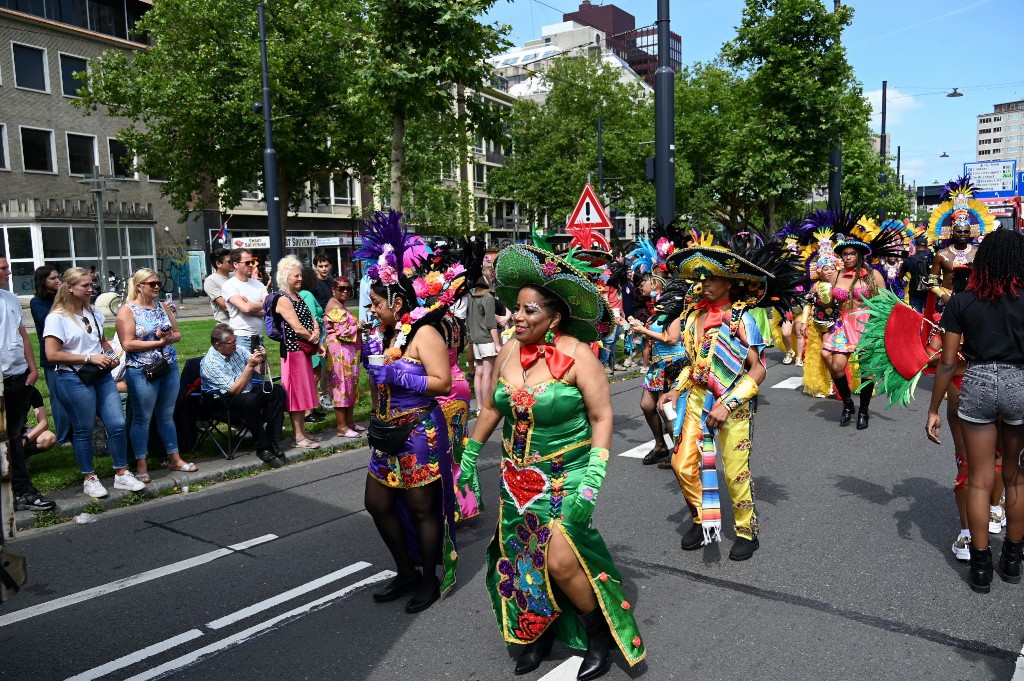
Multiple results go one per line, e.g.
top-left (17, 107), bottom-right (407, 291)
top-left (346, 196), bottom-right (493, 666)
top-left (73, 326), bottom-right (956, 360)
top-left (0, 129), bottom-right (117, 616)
top-left (116, 269), bottom-right (195, 482)
top-left (44, 267), bottom-right (144, 499)
top-left (323, 276), bottom-right (361, 437)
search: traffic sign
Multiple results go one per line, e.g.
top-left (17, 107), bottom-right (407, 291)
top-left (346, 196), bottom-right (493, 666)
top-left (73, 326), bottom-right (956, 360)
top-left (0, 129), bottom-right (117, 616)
top-left (566, 183), bottom-right (613, 230)
top-left (964, 159), bottom-right (1017, 199)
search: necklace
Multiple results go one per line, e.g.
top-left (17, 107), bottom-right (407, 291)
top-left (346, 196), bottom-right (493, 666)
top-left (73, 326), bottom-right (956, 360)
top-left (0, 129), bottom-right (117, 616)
top-left (951, 244), bottom-right (972, 266)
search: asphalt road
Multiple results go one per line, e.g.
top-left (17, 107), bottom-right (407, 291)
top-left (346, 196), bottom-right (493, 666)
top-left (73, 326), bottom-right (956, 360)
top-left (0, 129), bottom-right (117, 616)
top-left (4, 354), bottom-right (1023, 681)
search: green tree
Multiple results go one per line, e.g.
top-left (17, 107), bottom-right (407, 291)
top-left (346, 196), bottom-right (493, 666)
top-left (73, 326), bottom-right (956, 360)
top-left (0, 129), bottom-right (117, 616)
top-left (75, 0), bottom-right (379, 232)
top-left (720, 0), bottom-right (870, 231)
top-left (839, 131), bottom-right (913, 220)
top-left (487, 55), bottom-right (655, 232)
top-left (359, 0), bottom-right (509, 211)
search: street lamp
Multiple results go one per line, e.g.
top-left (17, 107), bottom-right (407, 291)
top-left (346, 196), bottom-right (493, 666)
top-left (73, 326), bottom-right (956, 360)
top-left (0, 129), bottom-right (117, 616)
top-left (947, 88), bottom-right (963, 98)
top-left (940, 152), bottom-right (950, 158)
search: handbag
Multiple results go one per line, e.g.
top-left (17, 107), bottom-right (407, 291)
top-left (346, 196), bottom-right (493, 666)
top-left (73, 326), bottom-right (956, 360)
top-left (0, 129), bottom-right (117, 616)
top-left (295, 337), bottom-right (318, 356)
top-left (367, 400), bottom-right (438, 456)
top-left (72, 362), bottom-right (114, 386)
top-left (142, 355), bottom-right (172, 381)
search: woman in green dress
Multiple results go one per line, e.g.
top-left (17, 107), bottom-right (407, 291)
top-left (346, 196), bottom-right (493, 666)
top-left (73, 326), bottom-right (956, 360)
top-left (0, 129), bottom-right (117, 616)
top-left (459, 245), bottom-right (645, 681)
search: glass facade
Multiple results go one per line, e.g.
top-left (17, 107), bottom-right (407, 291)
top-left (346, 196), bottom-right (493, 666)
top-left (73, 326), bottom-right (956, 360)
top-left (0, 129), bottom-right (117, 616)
top-left (0, 0), bottom-right (148, 43)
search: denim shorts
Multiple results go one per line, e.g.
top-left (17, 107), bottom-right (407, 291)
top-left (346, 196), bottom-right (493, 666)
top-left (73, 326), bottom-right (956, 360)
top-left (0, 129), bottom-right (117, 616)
top-left (958, 362), bottom-right (1024, 426)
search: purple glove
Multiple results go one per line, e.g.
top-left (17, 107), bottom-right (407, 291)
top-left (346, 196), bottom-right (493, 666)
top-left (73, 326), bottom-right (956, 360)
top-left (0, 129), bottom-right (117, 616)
top-left (367, 362), bottom-right (429, 392)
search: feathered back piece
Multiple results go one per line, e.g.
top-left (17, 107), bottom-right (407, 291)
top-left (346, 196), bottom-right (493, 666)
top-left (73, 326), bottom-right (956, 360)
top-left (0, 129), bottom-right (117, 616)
top-left (805, 209), bottom-right (860, 240)
top-left (845, 218), bottom-right (910, 260)
top-left (940, 175), bottom-right (977, 202)
top-left (733, 239), bottom-right (805, 313)
top-left (928, 175), bottom-right (995, 243)
top-left (628, 221), bottom-right (680, 283)
top-left (651, 278), bottom-right (690, 325)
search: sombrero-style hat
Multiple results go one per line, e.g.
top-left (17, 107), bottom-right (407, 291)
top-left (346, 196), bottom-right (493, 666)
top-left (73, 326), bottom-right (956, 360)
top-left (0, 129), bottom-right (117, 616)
top-left (666, 232), bottom-right (772, 305)
top-left (493, 244), bottom-right (613, 343)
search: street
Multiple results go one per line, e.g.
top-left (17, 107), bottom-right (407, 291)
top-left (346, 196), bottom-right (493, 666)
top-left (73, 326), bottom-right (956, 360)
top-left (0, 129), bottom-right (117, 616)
top-left (3, 355), bottom-right (1022, 681)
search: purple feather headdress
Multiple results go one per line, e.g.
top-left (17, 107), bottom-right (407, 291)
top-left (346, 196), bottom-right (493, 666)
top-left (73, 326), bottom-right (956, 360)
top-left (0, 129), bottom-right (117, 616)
top-left (940, 175), bottom-right (977, 203)
top-left (353, 209), bottom-right (424, 285)
top-left (803, 209), bottom-right (861, 238)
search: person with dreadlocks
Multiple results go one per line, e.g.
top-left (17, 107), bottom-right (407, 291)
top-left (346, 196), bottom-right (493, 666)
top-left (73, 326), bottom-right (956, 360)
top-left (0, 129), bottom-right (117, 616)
top-left (354, 210), bottom-right (467, 613)
top-left (926, 228), bottom-right (1024, 593)
top-left (627, 235), bottom-right (687, 466)
top-left (658, 234), bottom-right (801, 560)
top-left (820, 216), bottom-right (905, 430)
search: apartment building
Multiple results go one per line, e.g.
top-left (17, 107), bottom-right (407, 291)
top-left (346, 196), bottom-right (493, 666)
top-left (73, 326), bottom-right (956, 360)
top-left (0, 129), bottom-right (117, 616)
top-left (976, 99), bottom-right (1024, 167)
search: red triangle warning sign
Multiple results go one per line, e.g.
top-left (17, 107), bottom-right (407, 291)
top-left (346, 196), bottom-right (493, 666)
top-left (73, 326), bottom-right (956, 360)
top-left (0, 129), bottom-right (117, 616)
top-left (567, 183), bottom-right (613, 230)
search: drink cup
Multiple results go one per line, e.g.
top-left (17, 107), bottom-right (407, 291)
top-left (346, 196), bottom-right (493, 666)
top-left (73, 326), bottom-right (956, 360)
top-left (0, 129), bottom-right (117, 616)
top-left (661, 401), bottom-right (677, 421)
top-left (367, 354), bottom-right (385, 366)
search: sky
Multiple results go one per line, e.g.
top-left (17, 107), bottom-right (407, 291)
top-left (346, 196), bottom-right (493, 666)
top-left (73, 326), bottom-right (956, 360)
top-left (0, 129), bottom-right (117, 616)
top-left (483, 0), bottom-right (1024, 188)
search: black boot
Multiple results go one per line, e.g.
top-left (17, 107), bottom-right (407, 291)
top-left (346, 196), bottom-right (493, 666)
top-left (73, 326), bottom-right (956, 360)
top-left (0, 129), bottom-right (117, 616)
top-left (514, 624), bottom-right (556, 675)
top-left (729, 535), bottom-right (760, 561)
top-left (999, 536), bottom-right (1024, 584)
top-left (856, 384), bottom-right (873, 430)
top-left (372, 570), bottom-right (421, 602)
top-left (405, 574), bottom-right (440, 613)
top-left (856, 408), bottom-right (870, 430)
top-left (969, 545), bottom-right (993, 594)
top-left (577, 607), bottom-right (612, 681)
top-left (680, 522), bottom-right (705, 551)
top-left (833, 375), bottom-right (855, 425)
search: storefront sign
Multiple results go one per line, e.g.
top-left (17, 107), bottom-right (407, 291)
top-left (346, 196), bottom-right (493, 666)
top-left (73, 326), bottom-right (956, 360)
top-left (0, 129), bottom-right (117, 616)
top-left (316, 236), bottom-right (340, 246)
top-left (231, 236), bottom-right (271, 249)
top-left (286, 236), bottom-right (319, 248)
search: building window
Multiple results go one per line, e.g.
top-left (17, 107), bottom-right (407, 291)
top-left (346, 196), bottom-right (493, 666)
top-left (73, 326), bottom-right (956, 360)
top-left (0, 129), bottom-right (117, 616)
top-left (66, 133), bottom-right (97, 175)
top-left (474, 163), bottom-right (486, 189)
top-left (108, 138), bottom-right (135, 178)
top-left (148, 171), bottom-right (168, 182)
top-left (993, 127), bottom-right (1002, 132)
top-left (12, 43), bottom-right (49, 92)
top-left (316, 173), bottom-right (355, 206)
top-left (59, 53), bottom-right (88, 97)
top-left (0, 124), bottom-right (8, 171)
top-left (20, 127), bottom-right (55, 173)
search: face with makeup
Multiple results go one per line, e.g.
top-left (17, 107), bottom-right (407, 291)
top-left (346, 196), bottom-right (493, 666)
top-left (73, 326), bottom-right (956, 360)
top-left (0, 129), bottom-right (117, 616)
top-left (701, 276), bottom-right (732, 303)
top-left (511, 287), bottom-right (560, 344)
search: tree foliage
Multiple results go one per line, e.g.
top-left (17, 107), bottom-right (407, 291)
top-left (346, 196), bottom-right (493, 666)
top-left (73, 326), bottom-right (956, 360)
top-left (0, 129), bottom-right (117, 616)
top-left (487, 55), bottom-right (655, 230)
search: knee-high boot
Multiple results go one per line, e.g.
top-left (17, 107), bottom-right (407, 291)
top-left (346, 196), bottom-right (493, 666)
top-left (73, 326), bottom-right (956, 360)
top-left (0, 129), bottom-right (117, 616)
top-left (577, 607), bottom-right (612, 681)
top-left (857, 382), bottom-right (873, 430)
top-left (833, 374), bottom-right (855, 425)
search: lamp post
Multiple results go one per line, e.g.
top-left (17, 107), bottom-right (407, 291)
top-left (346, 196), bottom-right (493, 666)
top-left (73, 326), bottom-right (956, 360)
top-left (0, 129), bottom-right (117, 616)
top-left (879, 79), bottom-right (888, 222)
top-left (257, 3), bottom-right (284, 286)
top-left (827, 0), bottom-right (843, 214)
top-left (654, 0), bottom-right (675, 227)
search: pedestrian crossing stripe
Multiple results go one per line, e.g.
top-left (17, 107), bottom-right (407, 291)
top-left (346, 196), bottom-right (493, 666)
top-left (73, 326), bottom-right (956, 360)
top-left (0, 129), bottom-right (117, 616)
top-left (771, 377), bottom-right (802, 390)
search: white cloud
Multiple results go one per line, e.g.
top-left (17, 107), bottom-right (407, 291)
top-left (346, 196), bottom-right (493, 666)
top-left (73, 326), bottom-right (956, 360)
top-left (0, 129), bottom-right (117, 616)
top-left (865, 87), bottom-right (922, 129)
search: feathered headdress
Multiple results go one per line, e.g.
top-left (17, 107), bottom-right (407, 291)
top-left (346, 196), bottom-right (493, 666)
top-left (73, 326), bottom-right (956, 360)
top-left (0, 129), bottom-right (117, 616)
top-left (353, 209), bottom-right (426, 285)
top-left (729, 236), bottom-right (805, 314)
top-left (927, 175), bottom-right (995, 243)
top-left (843, 218), bottom-right (910, 260)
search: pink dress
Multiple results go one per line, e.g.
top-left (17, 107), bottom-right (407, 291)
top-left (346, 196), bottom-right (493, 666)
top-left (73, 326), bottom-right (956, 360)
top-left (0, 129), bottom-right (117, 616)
top-left (438, 347), bottom-right (481, 521)
top-left (324, 305), bottom-right (360, 408)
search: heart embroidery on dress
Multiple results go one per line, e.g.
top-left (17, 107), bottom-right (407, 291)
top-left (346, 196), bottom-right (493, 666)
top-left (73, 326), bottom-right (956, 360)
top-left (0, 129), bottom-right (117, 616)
top-left (501, 460), bottom-right (549, 514)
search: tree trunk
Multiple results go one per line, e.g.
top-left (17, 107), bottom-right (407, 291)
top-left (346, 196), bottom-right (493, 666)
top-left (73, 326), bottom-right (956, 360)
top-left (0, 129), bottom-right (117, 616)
top-left (766, 194), bottom-right (776, 234)
top-left (390, 110), bottom-right (405, 212)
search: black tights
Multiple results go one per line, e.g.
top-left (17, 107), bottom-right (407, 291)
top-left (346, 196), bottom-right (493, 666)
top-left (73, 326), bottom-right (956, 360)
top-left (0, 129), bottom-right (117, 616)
top-left (365, 476), bottom-right (441, 586)
top-left (640, 390), bottom-right (667, 451)
top-left (833, 374), bottom-right (873, 412)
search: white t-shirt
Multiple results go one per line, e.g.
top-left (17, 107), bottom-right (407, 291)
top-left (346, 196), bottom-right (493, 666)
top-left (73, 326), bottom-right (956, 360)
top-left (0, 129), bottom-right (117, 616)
top-left (221, 276), bottom-right (268, 337)
top-left (43, 307), bottom-right (106, 371)
top-left (204, 272), bottom-right (230, 324)
top-left (0, 288), bottom-right (27, 377)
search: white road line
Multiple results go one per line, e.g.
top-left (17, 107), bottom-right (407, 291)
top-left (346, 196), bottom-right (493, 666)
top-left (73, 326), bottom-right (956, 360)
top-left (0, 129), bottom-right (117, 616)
top-left (1012, 643), bottom-right (1024, 681)
top-left (125, 570), bottom-right (395, 681)
top-left (536, 656), bottom-right (584, 681)
top-left (771, 376), bottom-right (803, 389)
top-left (65, 630), bottom-right (205, 681)
top-left (619, 436), bottom-right (674, 458)
top-left (0, 534), bottom-right (277, 628)
top-left (206, 561), bottom-right (372, 629)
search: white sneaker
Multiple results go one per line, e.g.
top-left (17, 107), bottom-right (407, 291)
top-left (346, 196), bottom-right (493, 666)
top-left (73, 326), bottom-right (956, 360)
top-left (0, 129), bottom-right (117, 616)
top-left (83, 475), bottom-right (108, 498)
top-left (114, 471), bottom-right (146, 492)
top-left (989, 506), bottom-right (1006, 534)
top-left (952, 533), bottom-right (971, 561)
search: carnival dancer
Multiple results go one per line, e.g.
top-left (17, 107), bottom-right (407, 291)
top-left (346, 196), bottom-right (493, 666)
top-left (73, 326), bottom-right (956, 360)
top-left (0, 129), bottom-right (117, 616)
top-left (795, 226), bottom-right (843, 399)
top-left (354, 211), bottom-right (467, 613)
top-left (820, 217), bottom-right (905, 430)
top-left (627, 235), bottom-right (688, 465)
top-left (659, 235), bottom-right (801, 560)
top-left (924, 177), bottom-right (994, 312)
top-left (925, 229), bottom-right (1024, 593)
top-left (458, 245), bottom-right (645, 680)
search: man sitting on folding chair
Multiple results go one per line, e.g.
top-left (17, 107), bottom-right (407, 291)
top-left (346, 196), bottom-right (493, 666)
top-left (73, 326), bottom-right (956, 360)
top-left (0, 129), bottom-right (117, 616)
top-left (201, 323), bottom-right (287, 468)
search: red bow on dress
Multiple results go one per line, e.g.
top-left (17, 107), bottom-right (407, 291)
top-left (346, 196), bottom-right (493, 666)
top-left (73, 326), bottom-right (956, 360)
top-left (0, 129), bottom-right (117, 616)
top-left (520, 333), bottom-right (575, 380)
top-left (695, 298), bottom-right (732, 335)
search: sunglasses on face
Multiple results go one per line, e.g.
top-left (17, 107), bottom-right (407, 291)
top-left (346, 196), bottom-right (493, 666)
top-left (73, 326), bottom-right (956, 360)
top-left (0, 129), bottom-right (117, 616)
top-left (142, 281), bottom-right (161, 288)
top-left (335, 286), bottom-right (352, 292)
top-left (237, 260), bottom-right (255, 267)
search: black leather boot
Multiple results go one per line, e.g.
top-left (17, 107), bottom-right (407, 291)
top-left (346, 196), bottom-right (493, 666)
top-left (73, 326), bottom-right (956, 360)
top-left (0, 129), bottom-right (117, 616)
top-left (856, 408), bottom-right (869, 430)
top-left (680, 522), bottom-right (705, 551)
top-left (405, 575), bottom-right (440, 613)
top-left (999, 536), bottom-right (1024, 584)
top-left (372, 570), bottom-right (421, 602)
top-left (969, 545), bottom-right (993, 594)
top-left (514, 624), bottom-right (556, 675)
top-left (577, 607), bottom-right (612, 681)
top-left (839, 400), bottom-right (855, 425)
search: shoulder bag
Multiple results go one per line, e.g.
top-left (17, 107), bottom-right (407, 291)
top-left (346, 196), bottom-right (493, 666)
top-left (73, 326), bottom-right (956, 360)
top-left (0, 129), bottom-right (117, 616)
top-left (367, 400), bottom-right (438, 456)
top-left (72, 309), bottom-right (116, 386)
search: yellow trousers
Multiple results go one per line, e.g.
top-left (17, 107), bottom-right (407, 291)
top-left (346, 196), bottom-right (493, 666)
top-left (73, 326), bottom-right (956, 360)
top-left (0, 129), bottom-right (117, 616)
top-left (671, 387), bottom-right (758, 539)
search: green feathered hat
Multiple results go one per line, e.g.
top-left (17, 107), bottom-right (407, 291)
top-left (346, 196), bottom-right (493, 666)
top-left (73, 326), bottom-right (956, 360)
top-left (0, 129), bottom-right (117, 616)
top-left (493, 244), bottom-right (613, 343)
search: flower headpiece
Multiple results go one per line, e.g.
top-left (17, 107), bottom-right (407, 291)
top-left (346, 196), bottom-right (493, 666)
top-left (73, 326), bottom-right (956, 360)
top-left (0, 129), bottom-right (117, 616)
top-left (927, 175), bottom-right (995, 244)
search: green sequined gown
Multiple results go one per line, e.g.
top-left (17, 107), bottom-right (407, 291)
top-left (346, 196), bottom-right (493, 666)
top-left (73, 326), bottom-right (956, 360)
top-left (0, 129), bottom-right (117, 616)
top-left (484, 378), bottom-right (646, 666)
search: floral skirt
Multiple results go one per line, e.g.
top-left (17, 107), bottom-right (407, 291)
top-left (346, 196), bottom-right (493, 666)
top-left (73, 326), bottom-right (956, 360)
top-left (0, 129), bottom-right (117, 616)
top-left (643, 354), bottom-right (684, 392)
top-left (367, 406), bottom-right (446, 488)
top-left (822, 309), bottom-right (868, 354)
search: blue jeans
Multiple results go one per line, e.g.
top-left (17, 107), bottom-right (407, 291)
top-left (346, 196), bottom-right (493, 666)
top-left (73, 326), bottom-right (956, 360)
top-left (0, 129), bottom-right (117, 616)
top-left (599, 324), bottom-right (622, 368)
top-left (125, 365), bottom-right (180, 459)
top-left (53, 370), bottom-right (128, 474)
top-left (43, 366), bottom-right (71, 443)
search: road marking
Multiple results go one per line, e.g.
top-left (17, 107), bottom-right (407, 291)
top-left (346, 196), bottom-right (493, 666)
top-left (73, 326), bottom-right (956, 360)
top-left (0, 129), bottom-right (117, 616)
top-left (125, 570), bottom-right (395, 681)
top-left (206, 561), bottom-right (372, 629)
top-left (619, 436), bottom-right (674, 458)
top-left (65, 630), bottom-right (205, 681)
top-left (771, 376), bottom-right (803, 389)
top-left (0, 534), bottom-right (277, 628)
top-left (1012, 642), bottom-right (1024, 680)
top-left (537, 656), bottom-right (584, 680)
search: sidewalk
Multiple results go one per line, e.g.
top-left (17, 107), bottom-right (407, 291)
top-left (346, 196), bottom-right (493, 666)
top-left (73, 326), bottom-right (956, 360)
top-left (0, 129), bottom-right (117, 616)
top-left (13, 428), bottom-right (371, 532)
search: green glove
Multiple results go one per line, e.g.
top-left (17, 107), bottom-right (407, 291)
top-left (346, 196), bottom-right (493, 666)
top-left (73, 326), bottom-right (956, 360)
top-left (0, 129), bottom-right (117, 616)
top-left (456, 438), bottom-right (484, 504)
top-left (564, 447), bottom-right (609, 525)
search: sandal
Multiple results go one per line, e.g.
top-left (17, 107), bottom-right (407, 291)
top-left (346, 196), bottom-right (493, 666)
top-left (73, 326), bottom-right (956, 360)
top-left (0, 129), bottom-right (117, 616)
top-left (336, 429), bottom-right (361, 438)
top-left (782, 350), bottom-right (796, 365)
top-left (168, 462), bottom-right (198, 472)
top-left (135, 472), bottom-right (152, 484)
top-left (795, 360), bottom-right (804, 367)
top-left (352, 424), bottom-right (366, 433)
top-left (657, 458), bottom-right (674, 470)
top-left (641, 448), bottom-right (670, 465)
top-left (294, 438), bottom-right (321, 450)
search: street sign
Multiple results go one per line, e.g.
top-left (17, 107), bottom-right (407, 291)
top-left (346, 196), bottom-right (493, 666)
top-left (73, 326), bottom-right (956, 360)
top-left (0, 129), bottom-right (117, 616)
top-left (566, 183), bottom-right (613, 230)
top-left (964, 159), bottom-right (1017, 198)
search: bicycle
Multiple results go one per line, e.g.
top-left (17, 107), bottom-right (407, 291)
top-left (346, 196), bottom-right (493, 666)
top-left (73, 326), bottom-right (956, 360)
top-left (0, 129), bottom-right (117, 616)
top-left (95, 277), bottom-right (127, 317)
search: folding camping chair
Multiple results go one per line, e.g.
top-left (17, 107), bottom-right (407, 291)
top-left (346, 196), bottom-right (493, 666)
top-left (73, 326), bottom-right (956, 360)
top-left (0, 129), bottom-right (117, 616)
top-left (178, 357), bottom-right (251, 460)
